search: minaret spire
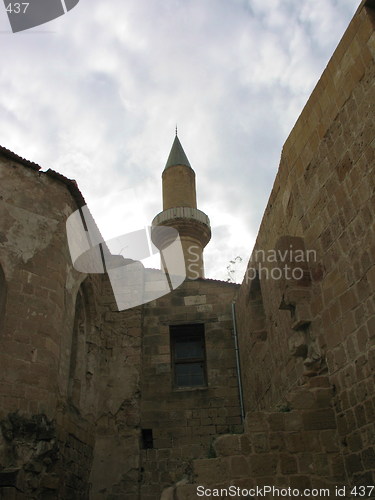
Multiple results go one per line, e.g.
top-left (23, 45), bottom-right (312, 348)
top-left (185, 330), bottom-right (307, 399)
top-left (164, 135), bottom-right (191, 171)
top-left (152, 133), bottom-right (211, 279)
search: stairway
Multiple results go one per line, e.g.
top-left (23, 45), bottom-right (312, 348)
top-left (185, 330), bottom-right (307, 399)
top-left (161, 376), bottom-right (348, 499)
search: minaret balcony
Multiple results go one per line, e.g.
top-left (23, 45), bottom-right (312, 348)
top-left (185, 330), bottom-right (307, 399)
top-left (152, 207), bottom-right (210, 228)
top-left (151, 207), bottom-right (211, 248)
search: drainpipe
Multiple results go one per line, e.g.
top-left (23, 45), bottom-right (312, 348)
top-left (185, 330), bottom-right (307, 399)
top-left (231, 301), bottom-right (245, 423)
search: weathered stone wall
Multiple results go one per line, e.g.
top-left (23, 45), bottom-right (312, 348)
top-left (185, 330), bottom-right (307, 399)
top-left (162, 376), bottom-right (345, 500)
top-left (140, 278), bottom-right (241, 500)
top-left (0, 156), bottom-right (77, 418)
top-left (0, 155), bottom-right (143, 499)
top-left (89, 275), bottom-right (143, 500)
top-left (235, 0), bottom-right (375, 488)
top-left (0, 154), bottom-right (96, 498)
top-left (193, 380), bottom-right (344, 499)
top-left (0, 3), bottom-right (374, 497)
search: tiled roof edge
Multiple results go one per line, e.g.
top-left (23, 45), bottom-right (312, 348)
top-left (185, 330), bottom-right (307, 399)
top-left (45, 169), bottom-right (86, 208)
top-left (0, 145), bottom-right (41, 171)
top-left (0, 145), bottom-right (86, 208)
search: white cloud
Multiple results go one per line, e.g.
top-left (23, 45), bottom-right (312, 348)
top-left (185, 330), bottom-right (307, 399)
top-left (0, 0), bottom-right (359, 280)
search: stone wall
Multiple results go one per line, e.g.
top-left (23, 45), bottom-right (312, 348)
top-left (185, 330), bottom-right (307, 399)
top-left (0, 154), bottom-right (143, 499)
top-left (235, 0), bottom-right (375, 488)
top-left (0, 153), bottom-right (97, 498)
top-left (0, 2), bottom-right (374, 497)
top-left (140, 278), bottom-right (242, 500)
top-left (89, 275), bottom-right (143, 500)
top-left (0, 155), bottom-right (77, 419)
top-left (0, 150), bottom-right (241, 499)
top-left (162, 376), bottom-right (345, 500)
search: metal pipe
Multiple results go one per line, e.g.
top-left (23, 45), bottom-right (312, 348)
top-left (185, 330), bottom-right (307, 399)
top-left (231, 301), bottom-right (245, 423)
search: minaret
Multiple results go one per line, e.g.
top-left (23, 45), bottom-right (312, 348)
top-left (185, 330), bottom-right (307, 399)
top-left (152, 133), bottom-right (211, 279)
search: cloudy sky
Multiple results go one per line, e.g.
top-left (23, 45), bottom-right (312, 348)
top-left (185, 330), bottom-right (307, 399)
top-left (0, 0), bottom-right (359, 281)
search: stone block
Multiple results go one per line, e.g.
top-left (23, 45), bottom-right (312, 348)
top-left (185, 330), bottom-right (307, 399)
top-left (226, 416), bottom-right (242, 425)
top-left (190, 426), bottom-right (214, 437)
top-left (183, 295), bottom-right (206, 306)
top-left (302, 409), bottom-right (336, 430)
top-left (303, 431), bottom-right (322, 452)
top-left (292, 303), bottom-right (312, 331)
top-left (288, 390), bottom-right (315, 409)
top-left (249, 454), bottom-right (278, 476)
top-left (319, 430), bottom-right (340, 452)
top-left (347, 430), bottom-right (363, 453)
top-left (329, 455), bottom-right (346, 481)
top-left (354, 404), bottom-right (367, 428)
top-left (197, 304), bottom-right (213, 313)
top-left (314, 388), bottom-right (334, 408)
top-left (230, 455), bottom-right (250, 478)
top-left (285, 432), bottom-right (306, 453)
top-left (245, 412), bottom-right (269, 433)
top-left (361, 447), bottom-right (375, 470)
top-left (251, 432), bottom-right (269, 453)
top-left (269, 432), bottom-right (285, 451)
top-left (284, 411), bottom-right (303, 431)
top-left (187, 418), bottom-right (201, 427)
top-left (0, 469), bottom-right (25, 491)
top-left (10, 488), bottom-right (26, 499)
top-left (216, 425), bottom-right (230, 434)
top-left (289, 475), bottom-right (312, 490)
top-left (288, 331), bottom-right (308, 357)
top-left (230, 424), bottom-right (244, 434)
top-left (213, 434), bottom-right (240, 457)
top-left (268, 413), bottom-right (285, 431)
top-left (239, 435), bottom-right (252, 455)
top-left (40, 474), bottom-right (60, 490)
top-left (297, 453), bottom-right (314, 474)
top-left (280, 453), bottom-right (298, 475)
top-left (313, 453), bottom-right (329, 476)
top-left (175, 484), bottom-right (199, 500)
top-left (193, 458), bottom-right (229, 484)
top-left (345, 453), bottom-right (364, 474)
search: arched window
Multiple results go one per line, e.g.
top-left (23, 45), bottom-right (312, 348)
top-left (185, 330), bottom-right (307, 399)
top-left (0, 265), bottom-right (6, 334)
top-left (68, 287), bottom-right (87, 408)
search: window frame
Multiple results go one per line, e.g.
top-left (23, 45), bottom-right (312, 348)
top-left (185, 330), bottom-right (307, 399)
top-left (170, 323), bottom-right (207, 389)
top-left (141, 429), bottom-right (154, 449)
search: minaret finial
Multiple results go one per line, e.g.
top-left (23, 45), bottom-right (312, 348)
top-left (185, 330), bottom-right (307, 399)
top-left (175, 124), bottom-right (178, 136)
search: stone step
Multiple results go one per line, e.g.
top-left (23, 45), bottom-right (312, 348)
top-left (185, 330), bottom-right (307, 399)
top-left (161, 376), bottom-right (339, 499)
top-left (286, 386), bottom-right (333, 410)
top-left (193, 457), bottom-right (230, 484)
top-left (244, 407), bottom-right (337, 435)
top-left (213, 433), bottom-right (251, 457)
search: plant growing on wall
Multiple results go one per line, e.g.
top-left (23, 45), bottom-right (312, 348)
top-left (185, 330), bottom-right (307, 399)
top-left (226, 256), bottom-right (243, 283)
